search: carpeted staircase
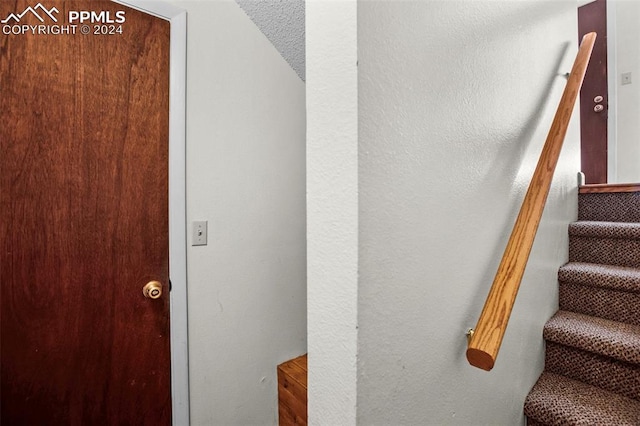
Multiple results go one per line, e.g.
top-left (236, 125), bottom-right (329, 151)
top-left (524, 189), bottom-right (640, 425)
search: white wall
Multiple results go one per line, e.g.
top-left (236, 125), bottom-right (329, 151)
top-left (308, 0), bottom-right (580, 424)
top-left (168, 1), bottom-right (307, 424)
top-left (306, 1), bottom-right (358, 425)
top-left (610, 0), bottom-right (640, 182)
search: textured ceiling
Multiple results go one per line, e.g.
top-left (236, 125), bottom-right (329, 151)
top-left (236, 0), bottom-right (305, 81)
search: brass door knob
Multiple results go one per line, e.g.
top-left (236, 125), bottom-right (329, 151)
top-left (143, 281), bottom-right (163, 299)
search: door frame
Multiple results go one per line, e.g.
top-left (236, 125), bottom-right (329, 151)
top-left (606, 0), bottom-right (617, 182)
top-left (113, 2), bottom-right (188, 425)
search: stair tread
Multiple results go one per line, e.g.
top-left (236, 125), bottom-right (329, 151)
top-left (559, 262), bottom-right (640, 293)
top-left (524, 372), bottom-right (640, 426)
top-left (544, 311), bottom-right (640, 365)
top-left (569, 221), bottom-right (640, 240)
top-left (544, 341), bottom-right (640, 402)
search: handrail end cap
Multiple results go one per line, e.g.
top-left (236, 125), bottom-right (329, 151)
top-left (466, 348), bottom-right (495, 371)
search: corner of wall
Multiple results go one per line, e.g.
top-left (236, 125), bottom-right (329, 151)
top-left (306, 0), bottom-right (358, 424)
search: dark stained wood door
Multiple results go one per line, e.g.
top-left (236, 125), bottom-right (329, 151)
top-left (578, 0), bottom-right (608, 184)
top-left (0, 1), bottom-right (172, 424)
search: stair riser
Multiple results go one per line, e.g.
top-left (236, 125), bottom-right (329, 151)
top-left (569, 236), bottom-right (640, 268)
top-left (558, 262), bottom-right (640, 295)
top-left (559, 282), bottom-right (640, 326)
top-left (579, 192), bottom-right (640, 223)
top-left (544, 342), bottom-right (640, 401)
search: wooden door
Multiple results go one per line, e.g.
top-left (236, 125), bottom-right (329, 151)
top-left (578, 0), bottom-right (608, 184)
top-left (0, 1), bottom-right (172, 424)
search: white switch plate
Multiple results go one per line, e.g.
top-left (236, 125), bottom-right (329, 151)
top-left (622, 72), bottom-right (632, 85)
top-left (192, 221), bottom-right (208, 246)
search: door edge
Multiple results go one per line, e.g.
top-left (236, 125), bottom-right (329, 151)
top-left (112, 2), bottom-right (189, 425)
top-left (606, 0), bottom-right (618, 182)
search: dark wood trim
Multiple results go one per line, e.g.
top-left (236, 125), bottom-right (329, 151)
top-left (579, 183), bottom-right (640, 194)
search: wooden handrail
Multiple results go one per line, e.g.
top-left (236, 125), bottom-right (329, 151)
top-left (466, 32), bottom-right (597, 371)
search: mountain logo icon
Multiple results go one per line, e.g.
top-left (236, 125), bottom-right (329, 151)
top-left (1, 3), bottom-right (59, 24)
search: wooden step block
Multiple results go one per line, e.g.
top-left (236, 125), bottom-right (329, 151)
top-left (278, 354), bottom-right (307, 426)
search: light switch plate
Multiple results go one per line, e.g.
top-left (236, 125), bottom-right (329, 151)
top-left (622, 72), bottom-right (632, 85)
top-left (192, 221), bottom-right (208, 246)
